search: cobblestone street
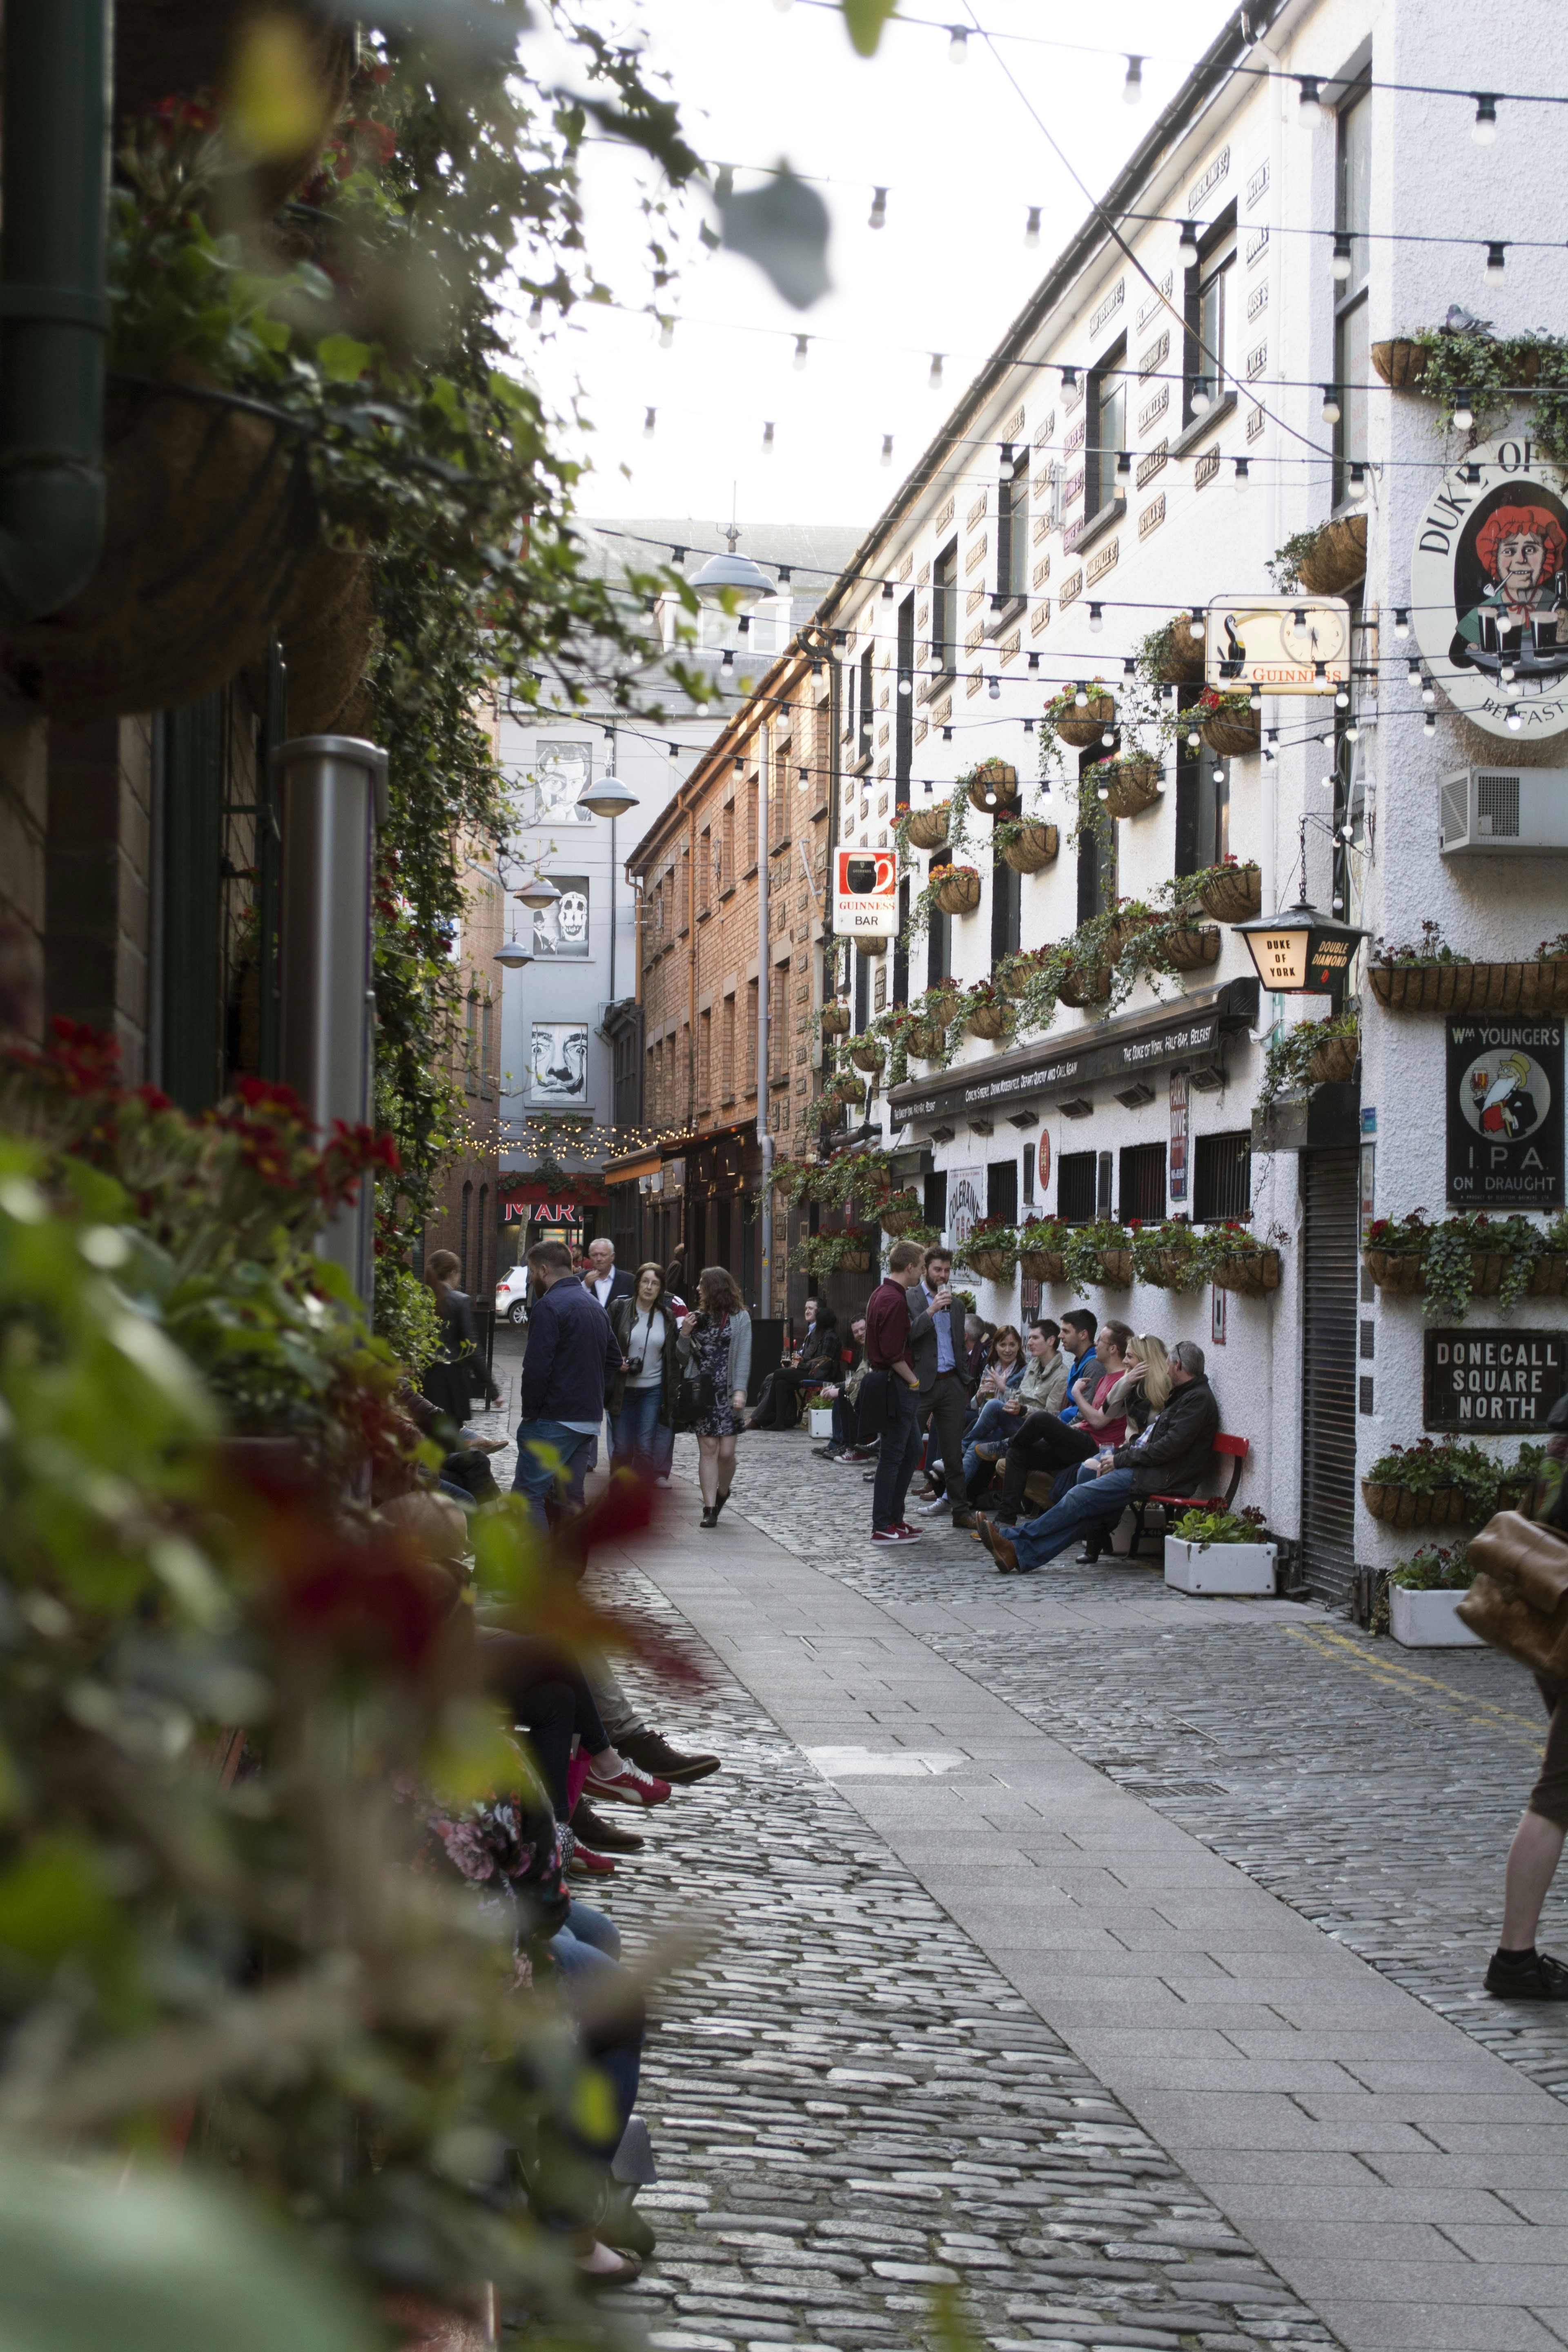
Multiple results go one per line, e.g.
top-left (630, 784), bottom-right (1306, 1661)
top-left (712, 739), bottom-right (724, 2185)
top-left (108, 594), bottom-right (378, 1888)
top-left (483, 1365), bottom-right (1568, 2352)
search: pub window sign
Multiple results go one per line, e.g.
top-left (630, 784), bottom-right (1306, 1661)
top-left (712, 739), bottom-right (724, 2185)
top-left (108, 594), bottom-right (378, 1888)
top-left (1446, 1016), bottom-right (1563, 1208)
top-left (1424, 1330), bottom-right (1567, 1431)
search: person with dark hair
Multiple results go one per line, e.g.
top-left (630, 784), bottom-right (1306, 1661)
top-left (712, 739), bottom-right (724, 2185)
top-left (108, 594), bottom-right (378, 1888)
top-left (512, 1238), bottom-right (622, 1529)
top-left (906, 1245), bottom-right (978, 1532)
top-left (677, 1265), bottom-right (752, 1527)
top-left (984, 1308), bottom-right (1109, 1526)
top-left (750, 1300), bottom-right (842, 1429)
top-left (420, 1247), bottom-right (479, 1433)
top-left (607, 1262), bottom-right (680, 1475)
top-left (977, 1341), bottom-right (1218, 1575)
top-left (863, 1239), bottom-right (928, 1542)
top-left (814, 1315), bottom-right (869, 1459)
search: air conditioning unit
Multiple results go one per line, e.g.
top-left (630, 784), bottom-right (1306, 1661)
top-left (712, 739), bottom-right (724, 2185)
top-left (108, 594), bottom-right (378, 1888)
top-left (1439, 766), bottom-right (1568, 855)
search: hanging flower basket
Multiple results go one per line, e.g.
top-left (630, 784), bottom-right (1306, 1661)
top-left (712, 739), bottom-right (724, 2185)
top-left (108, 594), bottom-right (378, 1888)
top-left (1296, 512), bottom-right (1368, 596)
top-left (963, 1247), bottom-right (1017, 1282)
top-left (934, 867), bottom-right (982, 917)
top-left (1152, 612), bottom-right (1209, 682)
top-left (1528, 1255), bottom-right (1568, 1297)
top-left (1211, 1247), bottom-right (1282, 1296)
top-left (1363, 1248), bottom-right (1424, 1292)
top-left (1371, 339), bottom-right (1430, 390)
top-left (1164, 925), bottom-right (1223, 973)
top-left (904, 1021), bottom-right (944, 1058)
top-left (1368, 960), bottom-right (1568, 1014)
top-left (966, 760), bottom-right (1020, 815)
top-left (1094, 757), bottom-right (1163, 819)
top-left (1361, 1481), bottom-right (1472, 1530)
top-left (1199, 707), bottom-right (1261, 758)
top-left (1096, 1249), bottom-right (1134, 1287)
top-left (847, 1037), bottom-right (886, 1073)
top-left (822, 1075), bottom-right (864, 1111)
top-left (998, 959), bottom-right (1038, 1000)
top-left (277, 539), bottom-right (374, 735)
top-left (820, 1002), bottom-right (852, 1036)
top-left (1467, 1252), bottom-right (1510, 1298)
top-left (1018, 1247), bottom-right (1066, 1281)
top-left (1195, 862), bottom-right (1263, 922)
top-left (906, 802), bottom-right (951, 851)
top-left (853, 934), bottom-right (888, 958)
top-left (1138, 1250), bottom-right (1195, 1290)
top-left (4, 366), bottom-right (316, 723)
top-left (880, 1195), bottom-right (929, 1238)
top-left (1002, 822), bottom-right (1059, 874)
top-left (1308, 1034), bottom-right (1360, 1084)
top-left (966, 1003), bottom-right (1014, 1041)
top-left (1051, 693), bottom-right (1117, 749)
top-left (1058, 963), bottom-right (1113, 1008)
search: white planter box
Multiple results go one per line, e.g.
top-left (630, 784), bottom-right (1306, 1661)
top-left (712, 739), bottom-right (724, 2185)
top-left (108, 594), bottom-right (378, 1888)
top-left (807, 1406), bottom-right (835, 1438)
top-left (1389, 1584), bottom-right (1484, 1648)
top-left (1165, 1536), bottom-right (1278, 1595)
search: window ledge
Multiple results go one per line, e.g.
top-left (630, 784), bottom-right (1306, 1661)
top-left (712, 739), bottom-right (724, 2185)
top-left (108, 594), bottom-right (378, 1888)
top-left (1068, 495), bottom-right (1125, 559)
top-left (743, 861), bottom-right (758, 880)
top-left (771, 835), bottom-right (792, 856)
top-left (1172, 390), bottom-right (1238, 459)
top-left (986, 595), bottom-right (1027, 640)
top-left (850, 750), bottom-right (874, 776)
top-left (696, 906), bottom-right (713, 924)
top-left (918, 671), bottom-right (955, 707)
top-left (720, 883), bottom-right (737, 902)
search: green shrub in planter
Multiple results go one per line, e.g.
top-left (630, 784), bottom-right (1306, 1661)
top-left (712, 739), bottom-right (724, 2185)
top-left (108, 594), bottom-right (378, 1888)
top-left (1170, 1503), bottom-right (1270, 1548)
top-left (1390, 1544), bottom-right (1475, 1591)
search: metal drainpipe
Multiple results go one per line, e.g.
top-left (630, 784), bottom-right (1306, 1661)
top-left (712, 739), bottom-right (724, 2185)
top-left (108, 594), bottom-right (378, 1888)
top-left (0, 0), bottom-right (112, 623)
top-left (756, 713), bottom-right (771, 1314)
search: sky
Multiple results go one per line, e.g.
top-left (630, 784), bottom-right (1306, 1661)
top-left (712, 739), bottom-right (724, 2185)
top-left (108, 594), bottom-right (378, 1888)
top-left (520, 0), bottom-right (1237, 543)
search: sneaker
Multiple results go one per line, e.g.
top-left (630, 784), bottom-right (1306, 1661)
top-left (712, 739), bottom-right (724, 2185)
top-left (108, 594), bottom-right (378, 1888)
top-left (836, 1448), bottom-right (877, 1465)
top-left (621, 1728), bottom-right (721, 1785)
top-left (871, 1524), bottom-right (923, 1544)
top-left (892, 1522), bottom-right (927, 1539)
top-left (1485, 1947), bottom-right (1568, 2000)
top-left (567, 1842), bottom-right (616, 1877)
top-left (583, 1761), bottom-right (673, 1809)
top-left (914, 1494), bottom-right (950, 1514)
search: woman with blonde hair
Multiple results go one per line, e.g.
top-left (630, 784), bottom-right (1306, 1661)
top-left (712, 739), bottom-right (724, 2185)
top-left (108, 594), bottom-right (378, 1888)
top-left (677, 1266), bottom-right (753, 1527)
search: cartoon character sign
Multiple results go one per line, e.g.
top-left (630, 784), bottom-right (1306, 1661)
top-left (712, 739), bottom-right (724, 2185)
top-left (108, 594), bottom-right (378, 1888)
top-left (1446, 1018), bottom-right (1563, 1209)
top-left (1412, 441), bottom-right (1568, 739)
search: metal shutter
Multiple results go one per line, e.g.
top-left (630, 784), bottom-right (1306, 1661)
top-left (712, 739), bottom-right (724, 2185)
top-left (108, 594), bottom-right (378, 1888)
top-left (1301, 1147), bottom-right (1361, 1608)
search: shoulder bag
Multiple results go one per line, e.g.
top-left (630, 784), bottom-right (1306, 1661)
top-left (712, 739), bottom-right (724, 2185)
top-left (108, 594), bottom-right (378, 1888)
top-left (673, 1314), bottom-right (717, 1432)
top-left (1458, 1508), bottom-right (1568, 1678)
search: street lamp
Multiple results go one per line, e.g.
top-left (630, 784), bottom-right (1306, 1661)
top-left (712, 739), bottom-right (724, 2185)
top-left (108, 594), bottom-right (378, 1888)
top-left (690, 523), bottom-right (773, 612)
top-left (495, 940), bottom-right (533, 968)
top-left (575, 770), bottom-right (637, 820)
top-left (1234, 901), bottom-right (1368, 994)
top-left (515, 871), bottom-right (560, 910)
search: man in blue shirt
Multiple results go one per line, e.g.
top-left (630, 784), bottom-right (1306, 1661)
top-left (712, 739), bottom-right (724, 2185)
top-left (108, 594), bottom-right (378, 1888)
top-left (906, 1246), bottom-right (978, 1532)
top-left (512, 1237), bottom-right (622, 1529)
top-left (989, 1307), bottom-right (1101, 1527)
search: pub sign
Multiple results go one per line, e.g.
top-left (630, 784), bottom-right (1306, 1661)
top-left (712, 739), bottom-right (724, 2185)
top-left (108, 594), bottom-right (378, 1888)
top-left (1424, 1329), bottom-right (1567, 1431)
top-left (1446, 1015), bottom-right (1563, 1209)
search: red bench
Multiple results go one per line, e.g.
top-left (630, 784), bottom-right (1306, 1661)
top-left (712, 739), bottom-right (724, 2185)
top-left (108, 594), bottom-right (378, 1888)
top-left (1127, 1432), bottom-right (1250, 1551)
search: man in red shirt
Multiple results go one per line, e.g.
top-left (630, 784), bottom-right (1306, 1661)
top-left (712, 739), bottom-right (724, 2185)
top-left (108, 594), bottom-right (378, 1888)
top-left (862, 1239), bottom-right (928, 1544)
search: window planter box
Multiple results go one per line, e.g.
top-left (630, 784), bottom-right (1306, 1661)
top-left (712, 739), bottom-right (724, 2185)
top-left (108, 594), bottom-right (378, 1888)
top-left (1363, 1247), bottom-right (1424, 1293)
top-left (1002, 822), bottom-right (1059, 873)
top-left (1529, 1254), bottom-right (1568, 1297)
top-left (1165, 1536), bottom-right (1278, 1595)
top-left (1018, 1248), bottom-right (1066, 1281)
top-left (1095, 1249), bottom-right (1134, 1287)
top-left (1389, 1584), bottom-right (1484, 1648)
top-left (1368, 960), bottom-right (1568, 1015)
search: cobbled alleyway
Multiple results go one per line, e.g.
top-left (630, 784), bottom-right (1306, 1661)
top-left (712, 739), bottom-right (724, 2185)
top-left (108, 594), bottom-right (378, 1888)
top-left (481, 1361), bottom-right (1568, 2352)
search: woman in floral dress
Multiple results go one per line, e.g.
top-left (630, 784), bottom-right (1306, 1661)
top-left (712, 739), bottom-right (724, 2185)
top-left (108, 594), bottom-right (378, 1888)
top-left (676, 1265), bottom-right (753, 1528)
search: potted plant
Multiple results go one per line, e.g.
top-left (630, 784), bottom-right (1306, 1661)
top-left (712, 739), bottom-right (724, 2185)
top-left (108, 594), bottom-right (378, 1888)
top-left (1017, 1216), bottom-right (1067, 1281)
top-left (1165, 1503), bottom-right (1278, 1596)
top-left (1259, 1009), bottom-right (1361, 1107)
top-left (1135, 614), bottom-right (1207, 686)
top-left (1044, 681), bottom-right (1116, 750)
top-left (1131, 1219), bottom-right (1210, 1292)
top-left (1363, 1209), bottom-right (1547, 1316)
top-left (903, 797), bottom-right (951, 853)
top-left (962, 758), bottom-right (1020, 816)
top-left (1086, 753), bottom-right (1163, 819)
top-left (1368, 326), bottom-right (1568, 476)
top-left (1368, 921), bottom-right (1568, 1016)
top-left (820, 1000), bottom-right (851, 1038)
top-left (1532, 1210), bottom-right (1568, 1297)
top-left (1361, 1437), bottom-right (1501, 1529)
top-left (1387, 1544), bottom-right (1486, 1648)
top-left (960, 976), bottom-right (1016, 1041)
top-left (846, 1033), bottom-right (886, 1075)
top-left (879, 1187), bottom-right (931, 1239)
top-left (1190, 857), bottom-right (1263, 923)
top-left (1060, 1218), bottom-right (1134, 1292)
top-left (1362, 1209), bottom-right (1431, 1294)
top-left (1195, 686), bottom-right (1261, 759)
top-left (795, 1228), bottom-right (875, 1276)
top-left (956, 1218), bottom-right (1020, 1283)
top-left (1208, 1223), bottom-right (1284, 1295)
top-left (934, 863), bottom-right (982, 918)
top-left (994, 815), bottom-right (1060, 874)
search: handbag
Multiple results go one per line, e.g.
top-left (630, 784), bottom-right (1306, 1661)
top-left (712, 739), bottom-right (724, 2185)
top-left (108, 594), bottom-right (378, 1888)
top-left (1458, 1508), bottom-right (1568, 1677)
top-left (673, 1371), bottom-right (715, 1432)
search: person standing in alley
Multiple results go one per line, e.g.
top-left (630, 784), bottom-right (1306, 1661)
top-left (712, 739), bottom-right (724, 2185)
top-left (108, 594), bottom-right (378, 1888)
top-left (583, 1236), bottom-right (635, 1312)
top-left (512, 1237), bottom-right (621, 1528)
top-left (863, 1240), bottom-right (928, 1544)
top-left (906, 1245), bottom-right (979, 1532)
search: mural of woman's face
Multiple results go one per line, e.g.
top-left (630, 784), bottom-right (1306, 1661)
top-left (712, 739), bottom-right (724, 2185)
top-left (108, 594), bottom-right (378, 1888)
top-left (1495, 530), bottom-right (1549, 604)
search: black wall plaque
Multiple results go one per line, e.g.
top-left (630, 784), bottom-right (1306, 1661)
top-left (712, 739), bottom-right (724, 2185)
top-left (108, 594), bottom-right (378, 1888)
top-left (1446, 1015), bottom-right (1564, 1210)
top-left (1423, 1328), bottom-right (1568, 1431)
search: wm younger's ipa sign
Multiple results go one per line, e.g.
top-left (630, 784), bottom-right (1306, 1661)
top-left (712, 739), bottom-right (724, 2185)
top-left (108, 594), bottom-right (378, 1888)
top-left (1446, 1016), bottom-right (1564, 1208)
top-left (1424, 1329), bottom-right (1567, 1430)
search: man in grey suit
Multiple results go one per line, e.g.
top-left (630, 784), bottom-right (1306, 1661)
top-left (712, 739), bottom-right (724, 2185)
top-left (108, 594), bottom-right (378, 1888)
top-left (906, 1244), bottom-right (977, 1531)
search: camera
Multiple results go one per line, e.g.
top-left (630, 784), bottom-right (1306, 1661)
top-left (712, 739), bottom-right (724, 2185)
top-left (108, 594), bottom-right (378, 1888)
top-left (626, 1356), bottom-right (644, 1376)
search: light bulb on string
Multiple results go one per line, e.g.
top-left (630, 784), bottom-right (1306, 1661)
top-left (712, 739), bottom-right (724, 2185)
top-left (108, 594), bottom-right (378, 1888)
top-left (1335, 683), bottom-right (1350, 710)
top-left (1263, 730), bottom-right (1278, 763)
top-left (1186, 726), bottom-right (1200, 748)
top-left (793, 335), bottom-right (809, 370)
top-left (1421, 677), bottom-right (1437, 707)
top-left (1101, 726), bottom-right (1115, 747)
top-left (1485, 241), bottom-right (1507, 286)
top-left (880, 433), bottom-right (894, 468)
top-left (1178, 218), bottom-right (1198, 260)
top-left (1507, 708), bottom-right (1523, 732)
top-left (1473, 92), bottom-right (1498, 143)
top-left (1248, 686), bottom-right (1262, 713)
top-left (1298, 76), bottom-right (1324, 126)
top-left (868, 186), bottom-right (887, 231)
top-left (1394, 607), bottom-right (1410, 639)
top-left (1116, 449), bottom-right (1132, 479)
top-left (897, 674), bottom-right (912, 696)
top-left (1425, 712), bottom-right (1437, 737)
top-left (1123, 53), bottom-right (1143, 103)
top-left (1407, 656), bottom-right (1421, 684)
top-left (1453, 388), bottom-right (1474, 431)
top-left (1189, 609), bottom-right (1206, 643)
top-left (1097, 782), bottom-right (1110, 802)
top-left (1088, 602), bottom-right (1104, 633)
top-left (928, 352), bottom-right (945, 391)
top-left (1212, 764), bottom-right (1225, 786)
top-left (949, 27), bottom-right (968, 63)
top-left (1349, 462), bottom-right (1368, 500)
top-left (1234, 457), bottom-right (1250, 491)
top-left (528, 294), bottom-right (544, 327)
top-left (1321, 384), bottom-right (1341, 425)
top-left (941, 726), bottom-right (953, 743)
top-left (720, 648), bottom-right (735, 674)
top-left (1332, 234), bottom-right (1353, 282)
top-left (658, 315), bottom-right (674, 349)
top-left (1073, 684), bottom-right (1088, 709)
top-left (643, 406), bottom-right (656, 439)
top-left (762, 420), bottom-right (775, 456)
top-left (989, 676), bottom-right (1001, 701)
top-left (1025, 207), bottom-right (1041, 249)
top-left (1191, 375), bottom-right (1212, 414)
top-left (1061, 364), bottom-right (1078, 395)
top-left (1122, 657), bottom-right (1136, 678)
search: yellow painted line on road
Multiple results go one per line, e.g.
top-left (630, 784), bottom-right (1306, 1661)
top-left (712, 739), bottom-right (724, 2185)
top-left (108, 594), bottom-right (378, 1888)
top-left (1284, 1624), bottom-right (1546, 1755)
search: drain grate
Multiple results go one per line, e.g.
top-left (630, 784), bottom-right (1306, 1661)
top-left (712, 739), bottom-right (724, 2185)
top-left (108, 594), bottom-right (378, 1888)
top-left (1114, 1777), bottom-right (1232, 1798)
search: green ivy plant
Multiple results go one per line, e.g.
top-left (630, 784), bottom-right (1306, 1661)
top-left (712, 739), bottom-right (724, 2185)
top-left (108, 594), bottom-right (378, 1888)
top-left (1399, 326), bottom-right (1568, 474)
top-left (1258, 1009), bottom-right (1361, 1107)
top-left (1367, 1435), bottom-right (1546, 1510)
top-left (1059, 1218), bottom-right (1134, 1296)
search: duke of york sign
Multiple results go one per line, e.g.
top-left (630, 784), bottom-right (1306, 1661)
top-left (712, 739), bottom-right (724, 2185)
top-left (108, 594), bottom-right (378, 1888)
top-left (1410, 437), bottom-right (1568, 740)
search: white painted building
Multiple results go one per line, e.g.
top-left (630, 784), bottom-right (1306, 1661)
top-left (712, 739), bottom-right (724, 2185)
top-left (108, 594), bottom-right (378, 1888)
top-left (800, 0), bottom-right (1568, 1606)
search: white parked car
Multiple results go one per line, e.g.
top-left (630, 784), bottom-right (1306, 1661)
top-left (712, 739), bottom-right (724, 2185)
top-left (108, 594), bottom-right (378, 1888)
top-left (495, 1264), bottom-right (529, 1325)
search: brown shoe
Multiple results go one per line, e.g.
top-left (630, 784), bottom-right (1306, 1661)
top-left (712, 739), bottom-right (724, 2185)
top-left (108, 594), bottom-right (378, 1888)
top-left (570, 1796), bottom-right (644, 1855)
top-left (974, 1514), bottom-right (1020, 1574)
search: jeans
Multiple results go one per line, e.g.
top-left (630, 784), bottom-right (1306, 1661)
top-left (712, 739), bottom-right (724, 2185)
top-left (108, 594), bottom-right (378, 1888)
top-left (1013, 1467), bottom-right (1136, 1571)
top-left (962, 1396), bottom-right (1022, 1490)
top-left (918, 1370), bottom-right (971, 1508)
top-left (610, 1384), bottom-right (663, 1474)
top-left (546, 1904), bottom-right (642, 2141)
top-left (585, 1652), bottom-right (647, 1748)
top-left (998, 1410), bottom-right (1097, 1518)
top-left (476, 1629), bottom-right (611, 1818)
top-left (512, 1417), bottom-right (597, 1528)
top-left (868, 1373), bottom-right (922, 1530)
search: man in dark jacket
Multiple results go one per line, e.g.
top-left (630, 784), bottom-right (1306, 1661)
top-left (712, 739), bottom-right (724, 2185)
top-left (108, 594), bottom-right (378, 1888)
top-left (513, 1237), bottom-right (622, 1528)
top-left (906, 1246), bottom-right (979, 1531)
top-left (976, 1342), bottom-right (1219, 1576)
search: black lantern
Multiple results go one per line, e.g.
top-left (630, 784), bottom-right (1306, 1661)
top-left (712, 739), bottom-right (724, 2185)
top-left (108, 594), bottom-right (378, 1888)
top-left (1234, 901), bottom-right (1368, 995)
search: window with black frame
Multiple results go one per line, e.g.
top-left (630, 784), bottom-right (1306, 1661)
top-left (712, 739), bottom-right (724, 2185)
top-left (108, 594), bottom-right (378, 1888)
top-left (996, 454), bottom-right (1029, 607)
top-left (1085, 342), bottom-right (1126, 521)
top-left (1183, 214), bottom-right (1235, 425)
top-left (896, 592), bottom-right (915, 797)
top-left (1334, 78), bottom-right (1372, 504)
top-left (1058, 1150), bottom-right (1098, 1224)
top-left (1118, 1142), bottom-right (1167, 1225)
top-left (931, 541), bottom-right (958, 677)
top-left (1194, 1130), bottom-right (1253, 1224)
top-left (857, 644), bottom-right (875, 764)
